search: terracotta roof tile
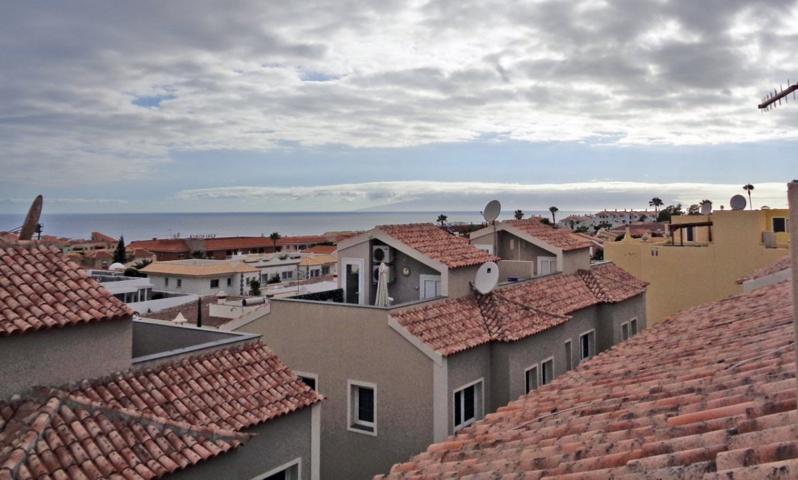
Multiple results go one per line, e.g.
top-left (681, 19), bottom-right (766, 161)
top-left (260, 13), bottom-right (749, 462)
top-left (0, 389), bottom-right (245, 480)
top-left (73, 342), bottom-right (322, 432)
top-left (738, 256), bottom-right (791, 284)
top-left (126, 240), bottom-right (190, 254)
top-left (392, 263), bottom-right (645, 355)
top-left (140, 259), bottom-right (258, 277)
top-left (0, 245), bottom-right (133, 337)
top-left (379, 279), bottom-right (798, 479)
top-left (378, 224), bottom-right (499, 269)
top-left (304, 245), bottom-right (337, 255)
top-left (505, 219), bottom-right (591, 251)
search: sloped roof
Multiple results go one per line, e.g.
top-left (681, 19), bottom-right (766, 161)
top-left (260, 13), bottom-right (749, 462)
top-left (299, 254), bottom-right (337, 267)
top-left (73, 342), bottom-right (322, 432)
top-left (504, 218), bottom-right (591, 252)
top-left (379, 280), bottom-right (798, 479)
top-left (738, 255), bottom-right (791, 284)
top-left (0, 388), bottom-right (245, 480)
top-left (391, 263), bottom-right (646, 356)
top-left (378, 224), bottom-right (499, 269)
top-left (141, 259), bottom-right (258, 277)
top-left (304, 245), bottom-right (336, 255)
top-left (0, 245), bottom-right (133, 337)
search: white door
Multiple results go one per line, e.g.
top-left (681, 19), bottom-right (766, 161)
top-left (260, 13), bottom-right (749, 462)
top-left (536, 256), bottom-right (557, 276)
top-left (419, 274), bottom-right (441, 300)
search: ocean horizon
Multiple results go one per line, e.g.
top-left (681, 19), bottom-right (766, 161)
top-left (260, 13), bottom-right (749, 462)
top-left (0, 210), bottom-right (586, 241)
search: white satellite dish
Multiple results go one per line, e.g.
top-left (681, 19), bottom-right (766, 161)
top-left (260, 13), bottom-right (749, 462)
top-left (483, 200), bottom-right (501, 223)
top-left (474, 261), bottom-right (499, 294)
top-left (730, 194), bottom-right (747, 211)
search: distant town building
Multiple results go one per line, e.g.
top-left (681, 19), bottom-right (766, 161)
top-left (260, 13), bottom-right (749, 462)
top-left (605, 206), bottom-right (790, 324)
top-left (128, 235), bottom-right (330, 261)
top-left (141, 259), bottom-right (260, 296)
top-left (239, 223), bottom-right (647, 479)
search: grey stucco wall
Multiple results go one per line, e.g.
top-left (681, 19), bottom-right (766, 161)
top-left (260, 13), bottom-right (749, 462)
top-left (132, 320), bottom-right (244, 358)
top-left (446, 265), bottom-right (480, 299)
top-left (337, 240), bottom-right (372, 304)
top-left (168, 407), bottom-right (314, 480)
top-left (445, 344), bottom-right (492, 434)
top-left (562, 249), bottom-right (591, 274)
top-left (242, 300), bottom-right (434, 480)
top-left (384, 247), bottom-right (440, 304)
top-left (597, 293), bottom-right (646, 350)
top-left (0, 319), bottom-right (132, 400)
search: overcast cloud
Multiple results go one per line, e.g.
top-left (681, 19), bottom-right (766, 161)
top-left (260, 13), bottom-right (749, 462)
top-left (1, 0), bottom-right (796, 211)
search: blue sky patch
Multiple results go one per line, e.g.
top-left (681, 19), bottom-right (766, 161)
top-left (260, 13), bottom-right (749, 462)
top-left (131, 94), bottom-right (176, 108)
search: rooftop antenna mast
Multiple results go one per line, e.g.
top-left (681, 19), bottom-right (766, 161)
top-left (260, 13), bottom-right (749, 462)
top-left (758, 80), bottom-right (798, 111)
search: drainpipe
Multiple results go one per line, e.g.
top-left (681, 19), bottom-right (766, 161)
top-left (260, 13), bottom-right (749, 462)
top-left (789, 181), bottom-right (798, 385)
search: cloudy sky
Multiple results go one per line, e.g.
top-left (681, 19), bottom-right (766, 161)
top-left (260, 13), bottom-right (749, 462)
top-left (1, 0), bottom-right (797, 213)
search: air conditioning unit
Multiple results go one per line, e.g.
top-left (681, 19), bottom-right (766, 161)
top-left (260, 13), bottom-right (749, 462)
top-left (372, 245), bottom-right (392, 264)
top-left (372, 265), bottom-right (395, 285)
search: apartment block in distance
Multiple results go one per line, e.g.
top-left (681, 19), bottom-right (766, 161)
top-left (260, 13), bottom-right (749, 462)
top-left (241, 223), bottom-right (647, 479)
top-left (605, 202), bottom-right (790, 324)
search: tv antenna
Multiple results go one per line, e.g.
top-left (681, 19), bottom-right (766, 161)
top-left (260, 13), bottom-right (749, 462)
top-left (6, 195), bottom-right (44, 241)
top-left (758, 80), bottom-right (798, 110)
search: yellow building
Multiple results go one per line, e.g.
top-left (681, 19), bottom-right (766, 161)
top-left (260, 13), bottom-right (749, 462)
top-left (605, 207), bottom-right (789, 325)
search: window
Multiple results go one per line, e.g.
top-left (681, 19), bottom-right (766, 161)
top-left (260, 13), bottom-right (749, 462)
top-left (322, 265), bottom-right (330, 275)
top-left (210, 279), bottom-right (220, 289)
top-left (250, 459), bottom-right (300, 480)
top-left (296, 372), bottom-right (318, 391)
top-left (227, 277), bottom-right (232, 287)
top-left (579, 330), bottom-right (595, 362)
top-left (621, 322), bottom-right (629, 341)
top-left (164, 277), bottom-right (170, 287)
top-left (524, 365), bottom-right (538, 393)
top-left (564, 340), bottom-right (573, 370)
top-left (541, 358), bottom-right (554, 385)
top-left (419, 274), bottom-right (441, 300)
top-left (348, 381), bottom-right (377, 435)
top-left (453, 379), bottom-right (483, 431)
top-left (176, 279), bottom-right (182, 288)
top-left (686, 226), bottom-right (694, 242)
top-left (282, 271), bottom-right (293, 280)
top-left (773, 217), bottom-right (788, 233)
top-left (631, 318), bottom-right (638, 335)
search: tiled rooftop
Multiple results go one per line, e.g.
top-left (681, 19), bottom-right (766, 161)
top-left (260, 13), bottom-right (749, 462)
top-left (0, 388), bottom-right (244, 480)
top-left (1, 342), bottom-right (321, 480)
top-left (505, 219), bottom-right (592, 252)
top-left (380, 279), bottom-right (798, 479)
top-left (738, 255), bottom-right (791, 284)
top-left (141, 259), bottom-right (258, 277)
top-left (391, 263), bottom-right (646, 356)
top-left (0, 245), bottom-right (133, 337)
top-left (378, 224), bottom-right (499, 269)
top-left (73, 342), bottom-right (322, 432)
top-left (126, 239), bottom-right (190, 254)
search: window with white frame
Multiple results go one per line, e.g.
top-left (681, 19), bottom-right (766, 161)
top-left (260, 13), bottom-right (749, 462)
top-left (348, 381), bottom-right (376, 435)
top-left (250, 459), bottom-right (300, 480)
top-left (210, 278), bottom-right (220, 288)
top-left (564, 340), bottom-right (573, 370)
top-left (579, 330), bottom-right (595, 362)
top-left (630, 318), bottom-right (638, 335)
top-left (621, 322), bottom-right (629, 341)
top-left (773, 217), bottom-right (788, 233)
top-left (541, 358), bottom-right (554, 385)
top-left (524, 365), bottom-right (538, 393)
top-left (453, 379), bottom-right (484, 431)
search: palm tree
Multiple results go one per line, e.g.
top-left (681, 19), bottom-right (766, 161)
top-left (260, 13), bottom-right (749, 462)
top-left (436, 214), bottom-right (448, 226)
top-left (549, 206), bottom-right (559, 224)
top-left (649, 197), bottom-right (664, 214)
top-left (269, 232), bottom-right (281, 252)
top-left (743, 184), bottom-right (754, 209)
top-left (514, 209), bottom-right (524, 220)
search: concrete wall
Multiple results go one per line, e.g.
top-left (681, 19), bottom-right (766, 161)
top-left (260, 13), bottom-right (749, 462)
top-left (242, 300), bottom-right (434, 480)
top-left (446, 265), bottom-right (480, 299)
top-left (446, 344), bottom-right (492, 434)
top-left (606, 209), bottom-right (789, 324)
top-left (0, 319), bottom-right (132, 400)
top-left (132, 319), bottom-right (247, 358)
top-left (169, 407), bottom-right (315, 480)
top-left (498, 260), bottom-right (535, 281)
top-left (597, 294), bottom-right (646, 349)
top-left (472, 230), bottom-right (553, 264)
top-left (337, 240), bottom-right (372, 304)
top-left (384, 247), bottom-right (440, 304)
top-left (562, 249), bottom-right (591, 274)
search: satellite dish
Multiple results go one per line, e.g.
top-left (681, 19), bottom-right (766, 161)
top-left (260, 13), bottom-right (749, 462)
top-left (730, 195), bottom-right (747, 211)
top-left (482, 200), bottom-right (501, 223)
top-left (474, 261), bottom-right (499, 294)
top-left (18, 195), bottom-right (43, 241)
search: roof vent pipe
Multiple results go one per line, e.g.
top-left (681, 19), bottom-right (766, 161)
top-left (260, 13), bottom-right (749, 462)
top-left (788, 181), bottom-right (798, 394)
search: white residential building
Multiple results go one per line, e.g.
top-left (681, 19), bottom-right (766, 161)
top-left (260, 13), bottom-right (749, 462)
top-left (141, 259), bottom-right (260, 297)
